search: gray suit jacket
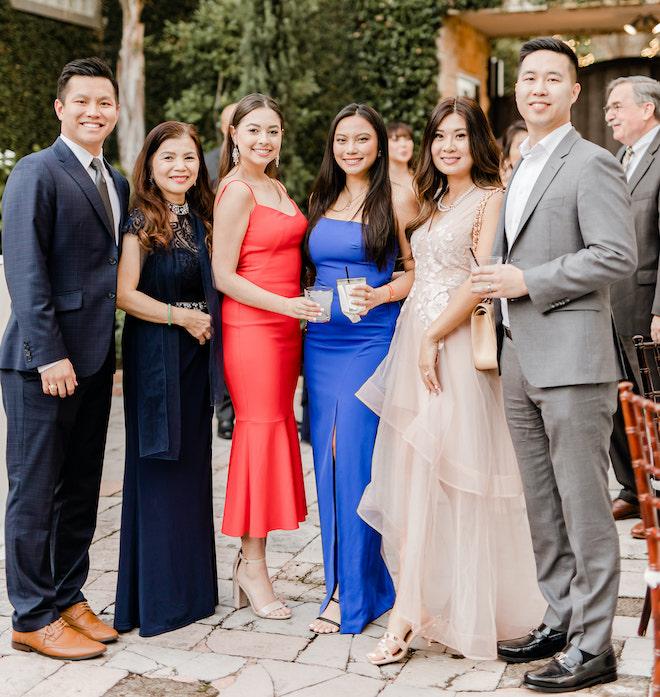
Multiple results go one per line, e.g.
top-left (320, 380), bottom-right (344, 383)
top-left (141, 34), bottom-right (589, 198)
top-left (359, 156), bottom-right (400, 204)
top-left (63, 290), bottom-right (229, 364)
top-left (610, 128), bottom-right (660, 337)
top-left (496, 128), bottom-right (637, 388)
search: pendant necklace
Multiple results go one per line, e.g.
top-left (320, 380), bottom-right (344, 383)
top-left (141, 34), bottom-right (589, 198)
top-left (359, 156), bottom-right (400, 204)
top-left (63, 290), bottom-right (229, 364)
top-left (437, 183), bottom-right (476, 212)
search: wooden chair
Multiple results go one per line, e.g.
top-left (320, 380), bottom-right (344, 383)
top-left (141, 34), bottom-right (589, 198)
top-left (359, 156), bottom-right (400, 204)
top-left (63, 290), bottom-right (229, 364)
top-left (619, 381), bottom-right (660, 696)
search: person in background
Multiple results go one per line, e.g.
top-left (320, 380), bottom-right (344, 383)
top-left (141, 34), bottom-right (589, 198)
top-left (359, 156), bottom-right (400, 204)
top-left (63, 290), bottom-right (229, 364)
top-left (387, 121), bottom-right (415, 193)
top-left (499, 119), bottom-right (527, 185)
top-left (204, 102), bottom-right (238, 440)
top-left (213, 93), bottom-right (317, 620)
top-left (303, 104), bottom-right (417, 634)
top-left (114, 121), bottom-right (222, 637)
top-left (359, 96), bottom-right (543, 664)
top-left (0, 57), bottom-right (129, 659)
top-left (604, 76), bottom-right (660, 538)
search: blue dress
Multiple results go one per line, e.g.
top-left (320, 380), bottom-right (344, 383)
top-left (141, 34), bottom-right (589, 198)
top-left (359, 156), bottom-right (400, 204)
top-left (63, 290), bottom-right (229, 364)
top-left (304, 217), bottom-right (397, 633)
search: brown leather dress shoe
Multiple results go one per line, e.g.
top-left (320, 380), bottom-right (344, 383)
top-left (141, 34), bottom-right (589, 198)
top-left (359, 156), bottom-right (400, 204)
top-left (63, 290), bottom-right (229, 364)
top-left (631, 521), bottom-right (646, 539)
top-left (12, 617), bottom-right (106, 660)
top-left (612, 498), bottom-right (640, 520)
top-left (61, 601), bottom-right (119, 644)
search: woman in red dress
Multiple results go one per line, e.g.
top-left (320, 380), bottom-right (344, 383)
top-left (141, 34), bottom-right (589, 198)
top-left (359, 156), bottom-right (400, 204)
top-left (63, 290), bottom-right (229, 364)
top-left (212, 94), bottom-right (320, 619)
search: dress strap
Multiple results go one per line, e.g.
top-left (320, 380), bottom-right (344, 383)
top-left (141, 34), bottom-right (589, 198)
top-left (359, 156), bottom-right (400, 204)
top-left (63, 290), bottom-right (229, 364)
top-left (216, 179), bottom-right (257, 206)
top-left (471, 188), bottom-right (503, 249)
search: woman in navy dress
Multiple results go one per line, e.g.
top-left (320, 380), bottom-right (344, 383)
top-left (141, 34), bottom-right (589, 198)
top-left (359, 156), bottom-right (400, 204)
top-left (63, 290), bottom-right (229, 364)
top-left (114, 122), bottom-right (223, 636)
top-left (303, 104), bottom-right (417, 633)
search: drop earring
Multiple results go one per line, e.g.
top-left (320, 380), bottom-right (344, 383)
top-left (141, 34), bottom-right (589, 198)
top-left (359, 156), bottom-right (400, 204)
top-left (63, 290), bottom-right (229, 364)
top-left (232, 145), bottom-right (239, 166)
top-left (276, 154), bottom-right (280, 168)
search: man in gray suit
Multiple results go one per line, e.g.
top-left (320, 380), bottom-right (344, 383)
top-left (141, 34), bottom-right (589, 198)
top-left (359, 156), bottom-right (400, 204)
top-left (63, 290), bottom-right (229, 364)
top-left (473, 38), bottom-right (636, 692)
top-left (605, 76), bottom-right (660, 530)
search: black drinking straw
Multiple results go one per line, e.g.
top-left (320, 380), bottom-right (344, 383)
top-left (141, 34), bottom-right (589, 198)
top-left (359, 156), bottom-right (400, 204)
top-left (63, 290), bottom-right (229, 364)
top-left (345, 266), bottom-right (350, 280)
top-left (469, 247), bottom-right (479, 266)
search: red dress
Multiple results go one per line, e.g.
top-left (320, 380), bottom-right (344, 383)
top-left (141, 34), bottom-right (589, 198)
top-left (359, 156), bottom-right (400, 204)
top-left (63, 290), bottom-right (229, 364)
top-left (220, 181), bottom-right (308, 537)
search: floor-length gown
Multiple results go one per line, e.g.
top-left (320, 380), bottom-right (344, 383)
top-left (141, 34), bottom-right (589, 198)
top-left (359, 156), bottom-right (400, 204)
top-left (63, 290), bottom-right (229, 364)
top-left (115, 210), bottom-right (218, 637)
top-left (304, 218), bottom-right (397, 634)
top-left (357, 188), bottom-right (545, 659)
top-left (220, 182), bottom-right (308, 537)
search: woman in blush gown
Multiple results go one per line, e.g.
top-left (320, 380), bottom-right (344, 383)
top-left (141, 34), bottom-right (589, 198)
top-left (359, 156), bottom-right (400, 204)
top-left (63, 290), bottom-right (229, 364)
top-left (212, 94), bottom-right (319, 620)
top-left (115, 122), bottom-right (222, 637)
top-left (358, 97), bottom-right (544, 664)
top-left (303, 104), bottom-right (417, 634)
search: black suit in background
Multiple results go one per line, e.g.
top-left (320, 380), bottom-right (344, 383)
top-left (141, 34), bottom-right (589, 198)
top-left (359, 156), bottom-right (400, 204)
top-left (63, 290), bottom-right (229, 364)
top-left (610, 129), bottom-right (660, 505)
top-left (0, 137), bottom-right (129, 631)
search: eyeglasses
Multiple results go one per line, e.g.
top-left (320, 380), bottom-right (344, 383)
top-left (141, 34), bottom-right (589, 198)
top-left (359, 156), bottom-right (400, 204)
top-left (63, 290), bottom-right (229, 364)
top-left (603, 102), bottom-right (632, 115)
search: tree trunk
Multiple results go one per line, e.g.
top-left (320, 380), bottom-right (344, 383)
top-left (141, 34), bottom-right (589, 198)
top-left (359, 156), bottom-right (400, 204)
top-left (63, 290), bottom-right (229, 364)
top-left (117, 0), bottom-right (145, 174)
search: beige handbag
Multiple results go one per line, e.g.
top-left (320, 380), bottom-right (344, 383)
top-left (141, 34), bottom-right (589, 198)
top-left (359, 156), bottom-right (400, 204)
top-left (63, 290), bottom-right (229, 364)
top-left (470, 190), bottom-right (500, 371)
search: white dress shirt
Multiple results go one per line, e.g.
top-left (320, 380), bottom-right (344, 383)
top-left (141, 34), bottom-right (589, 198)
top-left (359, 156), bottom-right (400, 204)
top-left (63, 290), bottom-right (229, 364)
top-left (625, 124), bottom-right (660, 180)
top-left (502, 122), bottom-right (573, 328)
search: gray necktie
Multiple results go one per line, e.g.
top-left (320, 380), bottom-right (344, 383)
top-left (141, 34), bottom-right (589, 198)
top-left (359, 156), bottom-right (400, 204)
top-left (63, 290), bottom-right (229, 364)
top-left (90, 158), bottom-right (115, 232)
top-left (621, 146), bottom-right (634, 174)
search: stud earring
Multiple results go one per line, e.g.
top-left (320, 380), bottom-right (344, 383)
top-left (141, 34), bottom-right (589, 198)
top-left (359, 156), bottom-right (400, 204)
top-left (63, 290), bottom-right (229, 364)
top-left (232, 145), bottom-right (239, 166)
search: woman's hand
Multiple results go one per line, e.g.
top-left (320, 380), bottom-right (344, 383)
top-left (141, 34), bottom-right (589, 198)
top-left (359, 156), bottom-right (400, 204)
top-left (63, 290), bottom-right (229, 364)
top-left (349, 283), bottom-right (389, 316)
top-left (177, 308), bottom-right (212, 344)
top-left (283, 296), bottom-right (324, 321)
top-left (419, 332), bottom-right (441, 394)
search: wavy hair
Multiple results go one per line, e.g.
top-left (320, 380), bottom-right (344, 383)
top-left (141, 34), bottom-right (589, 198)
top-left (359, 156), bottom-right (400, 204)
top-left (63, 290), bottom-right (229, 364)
top-left (131, 121), bottom-right (214, 251)
top-left (407, 97), bottom-right (501, 240)
top-left (304, 103), bottom-right (396, 282)
top-left (218, 93), bottom-right (284, 182)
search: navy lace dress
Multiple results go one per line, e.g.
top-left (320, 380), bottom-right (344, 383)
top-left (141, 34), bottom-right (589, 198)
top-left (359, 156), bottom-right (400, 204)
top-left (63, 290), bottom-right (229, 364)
top-left (114, 209), bottom-right (219, 636)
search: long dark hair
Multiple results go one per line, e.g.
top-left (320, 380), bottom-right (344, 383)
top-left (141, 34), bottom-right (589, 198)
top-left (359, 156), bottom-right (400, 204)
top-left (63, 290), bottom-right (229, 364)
top-left (218, 93), bottom-right (284, 182)
top-left (132, 121), bottom-right (214, 250)
top-left (387, 121), bottom-right (416, 171)
top-left (305, 104), bottom-right (396, 281)
top-left (407, 97), bottom-right (501, 239)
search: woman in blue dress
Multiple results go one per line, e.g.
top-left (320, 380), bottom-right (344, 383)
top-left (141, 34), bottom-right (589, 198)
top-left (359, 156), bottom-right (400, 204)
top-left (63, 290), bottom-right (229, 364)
top-left (114, 122), bottom-right (223, 636)
top-left (303, 104), bottom-right (417, 634)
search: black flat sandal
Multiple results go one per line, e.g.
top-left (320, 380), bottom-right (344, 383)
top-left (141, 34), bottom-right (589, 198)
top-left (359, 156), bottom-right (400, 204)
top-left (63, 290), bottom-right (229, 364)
top-left (310, 597), bottom-right (340, 634)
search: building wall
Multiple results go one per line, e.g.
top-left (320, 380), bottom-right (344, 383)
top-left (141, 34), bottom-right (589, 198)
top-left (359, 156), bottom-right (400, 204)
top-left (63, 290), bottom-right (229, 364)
top-left (437, 16), bottom-right (491, 112)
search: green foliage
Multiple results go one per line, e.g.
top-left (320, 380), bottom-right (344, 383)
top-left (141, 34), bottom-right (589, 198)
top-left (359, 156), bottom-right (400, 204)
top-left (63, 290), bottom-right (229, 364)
top-left (0, 0), bottom-right (104, 159)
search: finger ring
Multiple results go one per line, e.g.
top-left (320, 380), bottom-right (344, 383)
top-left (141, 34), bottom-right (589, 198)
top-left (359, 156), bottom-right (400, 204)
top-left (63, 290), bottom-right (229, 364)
top-left (424, 371), bottom-right (430, 376)
top-left (48, 384), bottom-right (57, 393)
top-left (488, 283), bottom-right (492, 292)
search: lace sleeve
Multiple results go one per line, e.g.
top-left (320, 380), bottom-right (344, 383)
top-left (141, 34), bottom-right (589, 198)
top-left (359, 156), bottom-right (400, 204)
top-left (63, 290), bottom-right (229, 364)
top-left (122, 209), bottom-right (146, 237)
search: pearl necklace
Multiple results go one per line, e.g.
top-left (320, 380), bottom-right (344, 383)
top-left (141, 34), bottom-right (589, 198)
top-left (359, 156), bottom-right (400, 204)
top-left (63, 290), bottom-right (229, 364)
top-left (437, 184), bottom-right (476, 212)
top-left (167, 201), bottom-right (189, 215)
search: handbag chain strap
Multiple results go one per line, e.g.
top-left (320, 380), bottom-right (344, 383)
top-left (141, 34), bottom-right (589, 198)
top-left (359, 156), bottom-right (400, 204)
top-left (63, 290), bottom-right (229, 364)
top-left (471, 188), bottom-right (502, 249)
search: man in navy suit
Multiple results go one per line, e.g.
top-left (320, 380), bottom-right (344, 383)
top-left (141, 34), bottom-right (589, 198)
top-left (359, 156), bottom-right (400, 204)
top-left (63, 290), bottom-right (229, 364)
top-left (0, 57), bottom-right (129, 659)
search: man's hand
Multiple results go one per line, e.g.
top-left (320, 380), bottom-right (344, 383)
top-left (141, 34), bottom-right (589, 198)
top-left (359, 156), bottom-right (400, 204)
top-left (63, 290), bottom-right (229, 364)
top-left (40, 359), bottom-right (78, 398)
top-left (471, 263), bottom-right (528, 299)
top-left (651, 315), bottom-right (660, 343)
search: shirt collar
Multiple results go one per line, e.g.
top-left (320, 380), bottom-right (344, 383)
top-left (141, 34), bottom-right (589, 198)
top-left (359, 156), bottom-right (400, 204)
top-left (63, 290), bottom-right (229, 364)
top-left (519, 122), bottom-right (573, 160)
top-left (59, 134), bottom-right (106, 173)
top-left (631, 123), bottom-right (660, 154)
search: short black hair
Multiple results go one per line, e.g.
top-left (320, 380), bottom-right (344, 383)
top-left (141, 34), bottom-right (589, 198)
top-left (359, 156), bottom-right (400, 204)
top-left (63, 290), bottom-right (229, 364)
top-left (57, 57), bottom-right (119, 103)
top-left (519, 37), bottom-right (578, 82)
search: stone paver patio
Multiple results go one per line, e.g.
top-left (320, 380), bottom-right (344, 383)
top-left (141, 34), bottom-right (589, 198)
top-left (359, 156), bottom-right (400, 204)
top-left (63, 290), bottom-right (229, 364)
top-left (0, 385), bottom-right (654, 696)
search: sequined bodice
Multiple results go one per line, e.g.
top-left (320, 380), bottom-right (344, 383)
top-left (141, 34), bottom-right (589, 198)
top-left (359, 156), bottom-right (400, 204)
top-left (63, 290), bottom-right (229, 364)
top-left (407, 187), bottom-right (489, 328)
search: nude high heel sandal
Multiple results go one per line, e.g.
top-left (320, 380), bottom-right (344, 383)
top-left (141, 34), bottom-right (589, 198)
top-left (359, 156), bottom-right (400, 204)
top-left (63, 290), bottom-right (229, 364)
top-left (232, 550), bottom-right (291, 620)
top-left (367, 629), bottom-right (415, 665)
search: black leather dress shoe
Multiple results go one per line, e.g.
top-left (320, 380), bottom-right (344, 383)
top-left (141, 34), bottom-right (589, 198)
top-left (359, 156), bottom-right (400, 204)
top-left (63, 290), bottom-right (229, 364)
top-left (497, 624), bottom-right (568, 663)
top-left (217, 419), bottom-right (234, 439)
top-left (524, 644), bottom-right (617, 692)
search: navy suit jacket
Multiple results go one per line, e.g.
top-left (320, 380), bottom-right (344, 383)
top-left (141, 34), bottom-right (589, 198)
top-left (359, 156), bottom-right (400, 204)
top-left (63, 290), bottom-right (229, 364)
top-left (0, 137), bottom-right (130, 377)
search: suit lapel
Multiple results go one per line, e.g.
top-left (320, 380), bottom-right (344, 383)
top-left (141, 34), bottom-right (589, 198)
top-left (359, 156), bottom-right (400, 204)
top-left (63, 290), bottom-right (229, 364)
top-left (627, 130), bottom-right (660, 192)
top-left (511, 129), bottom-right (577, 246)
top-left (54, 138), bottom-right (116, 240)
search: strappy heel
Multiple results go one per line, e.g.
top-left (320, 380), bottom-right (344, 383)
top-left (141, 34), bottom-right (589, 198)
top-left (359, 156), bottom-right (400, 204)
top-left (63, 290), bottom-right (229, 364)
top-left (309, 597), bottom-right (340, 634)
top-left (232, 550), bottom-right (291, 620)
top-left (367, 629), bottom-right (415, 665)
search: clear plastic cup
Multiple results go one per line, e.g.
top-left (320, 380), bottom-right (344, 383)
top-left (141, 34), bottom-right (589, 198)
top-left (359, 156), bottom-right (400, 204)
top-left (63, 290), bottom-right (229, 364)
top-left (304, 285), bottom-right (333, 323)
